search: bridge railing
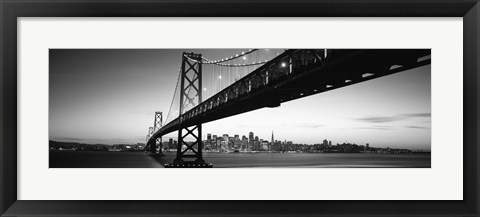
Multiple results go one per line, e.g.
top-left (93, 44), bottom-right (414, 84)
top-left (154, 49), bottom-right (330, 137)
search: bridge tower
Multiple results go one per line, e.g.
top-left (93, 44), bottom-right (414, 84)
top-left (154, 111), bottom-right (163, 155)
top-left (170, 52), bottom-right (210, 167)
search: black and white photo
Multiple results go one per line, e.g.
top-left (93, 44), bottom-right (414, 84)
top-left (49, 49), bottom-right (431, 168)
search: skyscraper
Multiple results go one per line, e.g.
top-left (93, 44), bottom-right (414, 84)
top-left (248, 132), bottom-right (254, 151)
top-left (207, 133), bottom-right (212, 141)
top-left (212, 135), bottom-right (217, 150)
top-left (234, 135), bottom-right (240, 149)
top-left (207, 133), bottom-right (212, 148)
top-left (242, 135), bottom-right (248, 151)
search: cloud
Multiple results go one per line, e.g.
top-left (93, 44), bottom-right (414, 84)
top-left (354, 113), bottom-right (430, 123)
top-left (403, 113), bottom-right (431, 118)
top-left (406, 126), bottom-right (430, 130)
top-left (355, 116), bottom-right (403, 123)
top-left (354, 125), bottom-right (393, 130)
top-left (295, 123), bottom-right (324, 129)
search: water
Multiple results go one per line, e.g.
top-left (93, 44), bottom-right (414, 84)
top-left (49, 151), bottom-right (430, 168)
top-left (49, 151), bottom-right (163, 168)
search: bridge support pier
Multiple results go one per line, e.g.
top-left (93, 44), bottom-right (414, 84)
top-left (166, 52), bottom-right (212, 168)
top-left (147, 138), bottom-right (156, 155)
top-left (154, 112), bottom-right (164, 156)
top-left (170, 124), bottom-right (211, 167)
top-left (146, 127), bottom-right (156, 155)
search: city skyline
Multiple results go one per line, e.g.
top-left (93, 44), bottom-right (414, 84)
top-left (50, 129), bottom-right (430, 151)
top-left (202, 130), bottom-right (429, 150)
top-left (49, 49), bottom-right (431, 149)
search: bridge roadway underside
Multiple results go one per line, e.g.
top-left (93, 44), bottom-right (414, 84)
top-left (151, 49), bottom-right (430, 140)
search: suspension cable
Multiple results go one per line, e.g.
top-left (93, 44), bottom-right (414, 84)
top-left (165, 68), bottom-right (181, 124)
top-left (184, 49), bottom-right (262, 65)
top-left (201, 49), bottom-right (258, 64)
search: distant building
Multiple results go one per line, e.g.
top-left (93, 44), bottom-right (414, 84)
top-left (249, 132), bottom-right (254, 151)
top-left (223, 134), bottom-right (229, 144)
top-left (137, 143), bottom-right (145, 150)
top-left (207, 133), bottom-right (212, 144)
top-left (212, 135), bottom-right (217, 150)
top-left (254, 140), bottom-right (260, 151)
top-left (220, 140), bottom-right (228, 151)
top-left (233, 135), bottom-right (241, 150)
top-left (262, 141), bottom-right (270, 151)
top-left (242, 135), bottom-right (248, 150)
top-left (323, 139), bottom-right (328, 147)
top-left (216, 139), bottom-right (222, 150)
top-left (228, 137), bottom-right (234, 150)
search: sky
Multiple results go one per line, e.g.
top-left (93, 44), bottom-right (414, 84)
top-left (49, 49), bottom-right (431, 149)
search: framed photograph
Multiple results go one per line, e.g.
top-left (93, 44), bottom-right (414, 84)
top-left (1, 0), bottom-right (478, 216)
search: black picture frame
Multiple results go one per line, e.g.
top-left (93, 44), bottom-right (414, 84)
top-left (1, 0), bottom-right (478, 216)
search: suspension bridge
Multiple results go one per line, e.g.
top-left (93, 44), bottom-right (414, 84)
top-left (144, 49), bottom-right (431, 168)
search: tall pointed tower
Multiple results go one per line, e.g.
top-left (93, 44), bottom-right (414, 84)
top-left (271, 131), bottom-right (274, 151)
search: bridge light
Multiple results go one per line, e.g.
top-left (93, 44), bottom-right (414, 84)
top-left (362, 73), bottom-right (374, 78)
top-left (218, 75), bottom-right (222, 79)
top-left (281, 62), bottom-right (287, 67)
